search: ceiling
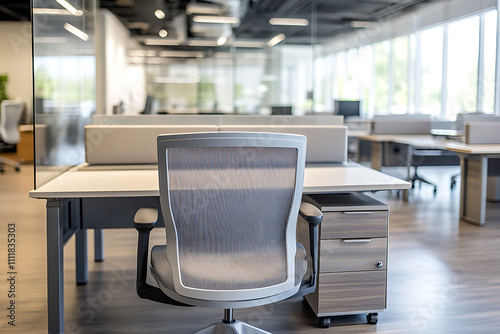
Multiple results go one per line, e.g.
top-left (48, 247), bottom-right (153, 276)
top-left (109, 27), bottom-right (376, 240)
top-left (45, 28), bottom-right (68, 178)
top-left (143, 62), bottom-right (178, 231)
top-left (99, 0), bottom-right (445, 48)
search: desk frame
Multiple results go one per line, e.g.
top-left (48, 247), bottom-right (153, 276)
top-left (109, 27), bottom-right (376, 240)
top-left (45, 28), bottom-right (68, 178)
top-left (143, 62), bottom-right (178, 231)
top-left (34, 165), bottom-right (409, 334)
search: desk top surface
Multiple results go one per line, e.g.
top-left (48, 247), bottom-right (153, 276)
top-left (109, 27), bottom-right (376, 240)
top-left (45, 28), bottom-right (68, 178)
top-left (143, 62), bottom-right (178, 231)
top-left (444, 142), bottom-right (500, 154)
top-left (29, 163), bottom-right (410, 199)
top-left (357, 134), bottom-right (462, 149)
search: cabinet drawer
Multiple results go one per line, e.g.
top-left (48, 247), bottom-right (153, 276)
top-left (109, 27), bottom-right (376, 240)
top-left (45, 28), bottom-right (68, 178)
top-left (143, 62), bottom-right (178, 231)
top-left (316, 271), bottom-right (386, 314)
top-left (321, 211), bottom-right (387, 239)
top-left (320, 238), bottom-right (387, 273)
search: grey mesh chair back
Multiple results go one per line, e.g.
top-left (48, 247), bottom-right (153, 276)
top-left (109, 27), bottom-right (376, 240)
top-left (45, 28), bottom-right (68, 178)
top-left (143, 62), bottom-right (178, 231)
top-left (157, 132), bottom-right (306, 302)
top-left (0, 101), bottom-right (23, 144)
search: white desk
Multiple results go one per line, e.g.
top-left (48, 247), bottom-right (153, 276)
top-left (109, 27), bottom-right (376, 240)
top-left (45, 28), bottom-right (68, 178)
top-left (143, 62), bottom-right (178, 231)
top-left (444, 142), bottom-right (500, 226)
top-left (29, 163), bottom-right (409, 334)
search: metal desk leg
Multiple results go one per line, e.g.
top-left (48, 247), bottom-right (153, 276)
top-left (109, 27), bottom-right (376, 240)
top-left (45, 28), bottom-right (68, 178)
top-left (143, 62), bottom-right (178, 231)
top-left (75, 230), bottom-right (88, 285)
top-left (47, 199), bottom-right (65, 334)
top-left (94, 229), bottom-right (104, 262)
top-left (460, 155), bottom-right (488, 226)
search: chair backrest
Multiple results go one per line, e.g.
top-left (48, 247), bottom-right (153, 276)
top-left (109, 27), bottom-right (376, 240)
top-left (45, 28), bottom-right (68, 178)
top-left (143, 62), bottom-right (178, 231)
top-left (157, 132), bottom-right (306, 302)
top-left (0, 101), bottom-right (23, 144)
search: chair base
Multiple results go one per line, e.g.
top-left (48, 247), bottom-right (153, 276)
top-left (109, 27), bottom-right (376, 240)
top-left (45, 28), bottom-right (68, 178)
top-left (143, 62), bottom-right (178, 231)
top-left (0, 156), bottom-right (21, 173)
top-left (194, 320), bottom-right (271, 334)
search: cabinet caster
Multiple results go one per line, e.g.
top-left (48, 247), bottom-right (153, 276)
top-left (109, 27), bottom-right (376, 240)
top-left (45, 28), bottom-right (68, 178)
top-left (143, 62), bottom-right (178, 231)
top-left (367, 313), bottom-right (378, 324)
top-left (319, 317), bottom-right (331, 328)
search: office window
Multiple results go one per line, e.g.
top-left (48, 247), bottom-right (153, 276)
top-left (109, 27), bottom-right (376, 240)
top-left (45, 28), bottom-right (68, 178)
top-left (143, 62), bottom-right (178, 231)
top-left (446, 16), bottom-right (479, 119)
top-left (374, 41), bottom-right (390, 113)
top-left (359, 45), bottom-right (374, 116)
top-left (147, 64), bottom-right (199, 112)
top-left (334, 51), bottom-right (347, 99)
top-left (344, 48), bottom-right (360, 100)
top-left (391, 36), bottom-right (409, 114)
top-left (482, 10), bottom-right (497, 114)
top-left (419, 26), bottom-right (443, 117)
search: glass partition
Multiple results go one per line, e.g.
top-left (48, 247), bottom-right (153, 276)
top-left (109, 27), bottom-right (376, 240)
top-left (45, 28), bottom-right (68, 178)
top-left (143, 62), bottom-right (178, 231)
top-left (33, 0), bottom-right (96, 187)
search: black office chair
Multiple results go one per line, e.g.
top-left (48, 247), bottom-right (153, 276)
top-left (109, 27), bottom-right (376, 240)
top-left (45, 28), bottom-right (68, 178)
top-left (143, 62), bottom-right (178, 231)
top-left (134, 132), bottom-right (322, 333)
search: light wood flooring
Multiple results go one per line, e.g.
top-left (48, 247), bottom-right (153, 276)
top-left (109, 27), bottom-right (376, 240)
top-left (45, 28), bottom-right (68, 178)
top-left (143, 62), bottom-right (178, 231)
top-left (1, 165), bottom-right (500, 333)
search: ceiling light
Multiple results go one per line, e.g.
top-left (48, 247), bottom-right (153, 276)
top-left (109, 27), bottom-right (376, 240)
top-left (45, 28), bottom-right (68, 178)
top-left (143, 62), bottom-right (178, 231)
top-left (186, 3), bottom-right (222, 15)
top-left (267, 33), bottom-right (285, 47)
top-left (129, 50), bottom-right (146, 57)
top-left (192, 16), bottom-right (239, 24)
top-left (217, 36), bottom-right (227, 46)
top-left (155, 9), bottom-right (165, 19)
top-left (233, 40), bottom-right (267, 48)
top-left (159, 29), bottom-right (168, 37)
top-left (64, 23), bottom-right (88, 41)
top-left (56, 0), bottom-right (83, 16)
top-left (269, 18), bottom-right (309, 26)
top-left (144, 39), bottom-right (181, 46)
top-left (33, 8), bottom-right (82, 16)
top-left (34, 37), bottom-right (69, 43)
top-left (187, 40), bottom-right (219, 47)
top-left (350, 21), bottom-right (374, 28)
top-left (159, 51), bottom-right (204, 58)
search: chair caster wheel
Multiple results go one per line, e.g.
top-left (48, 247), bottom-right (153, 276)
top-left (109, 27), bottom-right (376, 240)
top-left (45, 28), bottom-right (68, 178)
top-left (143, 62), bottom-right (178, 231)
top-left (15, 167), bottom-right (20, 172)
top-left (367, 313), bottom-right (378, 324)
top-left (319, 316), bottom-right (330, 328)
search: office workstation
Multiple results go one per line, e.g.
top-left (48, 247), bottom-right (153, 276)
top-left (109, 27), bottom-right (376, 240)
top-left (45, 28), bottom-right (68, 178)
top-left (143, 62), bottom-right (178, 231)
top-left (2, 0), bottom-right (500, 333)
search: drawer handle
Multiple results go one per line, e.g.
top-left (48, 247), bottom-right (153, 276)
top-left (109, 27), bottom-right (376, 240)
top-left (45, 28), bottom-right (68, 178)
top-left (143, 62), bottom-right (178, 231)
top-left (343, 211), bottom-right (373, 215)
top-left (342, 239), bottom-right (372, 243)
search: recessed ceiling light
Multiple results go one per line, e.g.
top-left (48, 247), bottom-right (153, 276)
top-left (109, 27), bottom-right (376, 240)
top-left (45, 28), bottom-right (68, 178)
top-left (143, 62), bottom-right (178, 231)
top-left (217, 36), bottom-right (227, 46)
top-left (350, 21), bottom-right (374, 28)
top-left (267, 33), bottom-right (285, 47)
top-left (144, 39), bottom-right (181, 46)
top-left (56, 0), bottom-right (83, 16)
top-left (186, 3), bottom-right (222, 15)
top-left (192, 16), bottom-right (239, 24)
top-left (159, 29), bottom-right (168, 38)
top-left (64, 23), bottom-right (88, 41)
top-left (233, 40), bottom-right (267, 48)
top-left (269, 18), bottom-right (309, 26)
top-left (155, 9), bottom-right (165, 19)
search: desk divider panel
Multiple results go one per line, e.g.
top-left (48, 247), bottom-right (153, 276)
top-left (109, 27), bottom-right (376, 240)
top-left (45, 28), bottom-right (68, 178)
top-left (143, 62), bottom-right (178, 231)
top-left (465, 123), bottom-right (500, 144)
top-left (218, 125), bottom-right (348, 163)
top-left (85, 124), bottom-right (348, 164)
top-left (372, 115), bottom-right (432, 135)
top-left (85, 125), bottom-right (218, 164)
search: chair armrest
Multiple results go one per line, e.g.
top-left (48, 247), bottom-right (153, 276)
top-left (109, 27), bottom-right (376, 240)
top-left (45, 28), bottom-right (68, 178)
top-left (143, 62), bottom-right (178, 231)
top-left (134, 208), bottom-right (158, 285)
top-left (133, 208), bottom-right (192, 307)
top-left (299, 202), bottom-right (323, 226)
top-left (294, 202), bottom-right (322, 298)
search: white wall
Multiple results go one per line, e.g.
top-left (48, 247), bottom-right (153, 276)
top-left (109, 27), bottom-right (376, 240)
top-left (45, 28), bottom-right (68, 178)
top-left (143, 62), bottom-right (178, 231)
top-left (0, 21), bottom-right (32, 122)
top-left (96, 9), bottom-right (146, 115)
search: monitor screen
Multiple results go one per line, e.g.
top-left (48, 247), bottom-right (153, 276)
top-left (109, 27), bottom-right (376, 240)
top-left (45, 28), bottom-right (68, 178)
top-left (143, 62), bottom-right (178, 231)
top-left (141, 96), bottom-right (155, 114)
top-left (271, 106), bottom-right (292, 115)
top-left (334, 100), bottom-right (360, 119)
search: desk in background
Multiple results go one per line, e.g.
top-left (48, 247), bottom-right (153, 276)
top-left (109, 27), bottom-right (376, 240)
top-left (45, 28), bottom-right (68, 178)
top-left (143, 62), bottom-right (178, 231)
top-left (445, 142), bottom-right (500, 226)
top-left (30, 162), bottom-right (410, 334)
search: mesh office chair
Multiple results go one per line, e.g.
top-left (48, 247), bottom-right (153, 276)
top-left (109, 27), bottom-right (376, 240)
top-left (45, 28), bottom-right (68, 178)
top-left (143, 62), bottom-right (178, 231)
top-left (134, 132), bottom-right (322, 333)
top-left (0, 100), bottom-right (23, 173)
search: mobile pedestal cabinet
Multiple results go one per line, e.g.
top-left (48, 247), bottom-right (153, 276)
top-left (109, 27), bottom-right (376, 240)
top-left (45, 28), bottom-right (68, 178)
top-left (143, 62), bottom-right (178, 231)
top-left (303, 193), bottom-right (388, 328)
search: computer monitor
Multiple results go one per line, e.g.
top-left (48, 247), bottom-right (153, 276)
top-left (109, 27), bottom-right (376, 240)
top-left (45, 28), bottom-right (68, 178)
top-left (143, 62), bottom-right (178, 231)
top-left (141, 95), bottom-right (155, 114)
top-left (271, 106), bottom-right (292, 115)
top-left (334, 100), bottom-right (360, 119)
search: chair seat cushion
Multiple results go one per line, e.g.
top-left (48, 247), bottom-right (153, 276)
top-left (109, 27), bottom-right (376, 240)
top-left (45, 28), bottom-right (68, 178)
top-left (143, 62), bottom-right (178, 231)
top-left (151, 242), bottom-right (307, 293)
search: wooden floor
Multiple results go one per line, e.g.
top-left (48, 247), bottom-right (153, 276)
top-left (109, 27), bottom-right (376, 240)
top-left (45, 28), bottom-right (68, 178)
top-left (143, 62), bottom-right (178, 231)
top-left (1, 165), bottom-right (500, 333)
